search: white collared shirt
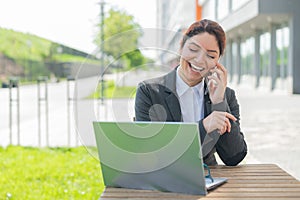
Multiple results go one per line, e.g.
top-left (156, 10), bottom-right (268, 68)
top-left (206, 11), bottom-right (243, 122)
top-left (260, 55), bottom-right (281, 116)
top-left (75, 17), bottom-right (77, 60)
top-left (176, 67), bottom-right (205, 122)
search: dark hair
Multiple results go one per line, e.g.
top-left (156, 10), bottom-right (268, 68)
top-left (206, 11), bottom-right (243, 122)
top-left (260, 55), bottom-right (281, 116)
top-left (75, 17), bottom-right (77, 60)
top-left (180, 19), bottom-right (226, 56)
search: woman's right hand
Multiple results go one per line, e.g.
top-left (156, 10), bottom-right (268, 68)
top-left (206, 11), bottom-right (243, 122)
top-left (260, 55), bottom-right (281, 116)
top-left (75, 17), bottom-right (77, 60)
top-left (202, 111), bottom-right (237, 134)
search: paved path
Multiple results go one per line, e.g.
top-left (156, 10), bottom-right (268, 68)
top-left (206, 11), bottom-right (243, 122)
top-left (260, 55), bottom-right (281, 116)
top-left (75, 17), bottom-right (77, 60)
top-left (230, 84), bottom-right (300, 181)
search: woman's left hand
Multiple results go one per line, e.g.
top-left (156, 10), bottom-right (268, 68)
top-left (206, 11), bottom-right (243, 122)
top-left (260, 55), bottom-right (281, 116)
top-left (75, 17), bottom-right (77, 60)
top-left (207, 62), bottom-right (227, 104)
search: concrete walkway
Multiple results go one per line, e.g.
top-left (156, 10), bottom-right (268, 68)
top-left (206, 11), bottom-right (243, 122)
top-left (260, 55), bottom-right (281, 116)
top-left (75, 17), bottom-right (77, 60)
top-left (229, 83), bottom-right (300, 181)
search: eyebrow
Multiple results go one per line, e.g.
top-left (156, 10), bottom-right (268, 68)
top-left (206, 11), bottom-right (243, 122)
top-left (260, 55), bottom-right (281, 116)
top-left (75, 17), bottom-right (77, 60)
top-left (189, 42), bottom-right (218, 54)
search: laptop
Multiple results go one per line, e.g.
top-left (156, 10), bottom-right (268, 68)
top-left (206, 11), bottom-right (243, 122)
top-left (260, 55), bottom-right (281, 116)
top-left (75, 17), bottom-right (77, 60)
top-left (92, 121), bottom-right (227, 195)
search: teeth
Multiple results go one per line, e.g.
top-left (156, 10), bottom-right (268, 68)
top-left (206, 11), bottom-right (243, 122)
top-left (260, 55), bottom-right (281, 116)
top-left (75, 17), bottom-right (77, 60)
top-left (190, 63), bottom-right (204, 71)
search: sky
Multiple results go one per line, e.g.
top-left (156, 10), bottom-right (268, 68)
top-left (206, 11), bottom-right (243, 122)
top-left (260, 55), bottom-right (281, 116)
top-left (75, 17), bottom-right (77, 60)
top-left (0, 0), bottom-right (157, 54)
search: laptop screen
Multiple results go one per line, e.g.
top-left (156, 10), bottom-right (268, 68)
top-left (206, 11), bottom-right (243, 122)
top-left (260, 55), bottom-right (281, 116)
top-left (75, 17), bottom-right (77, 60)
top-left (93, 121), bottom-right (225, 195)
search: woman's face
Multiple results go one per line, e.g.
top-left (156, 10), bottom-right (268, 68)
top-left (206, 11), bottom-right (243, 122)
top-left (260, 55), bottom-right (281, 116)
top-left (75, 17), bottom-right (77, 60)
top-left (179, 32), bottom-right (220, 86)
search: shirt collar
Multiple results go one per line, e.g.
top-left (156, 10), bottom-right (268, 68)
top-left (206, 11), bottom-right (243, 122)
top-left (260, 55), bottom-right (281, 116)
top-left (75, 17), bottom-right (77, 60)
top-left (176, 67), bottom-right (189, 97)
top-left (193, 78), bottom-right (205, 96)
top-left (176, 66), bottom-right (204, 97)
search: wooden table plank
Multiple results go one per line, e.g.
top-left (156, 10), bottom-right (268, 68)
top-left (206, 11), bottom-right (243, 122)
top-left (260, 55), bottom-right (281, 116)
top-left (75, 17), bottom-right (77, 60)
top-left (224, 179), bottom-right (300, 184)
top-left (214, 187), bottom-right (300, 192)
top-left (207, 192), bottom-right (300, 197)
top-left (217, 175), bottom-right (294, 180)
top-left (101, 189), bottom-right (300, 199)
top-left (99, 164), bottom-right (300, 199)
top-left (221, 183), bottom-right (300, 188)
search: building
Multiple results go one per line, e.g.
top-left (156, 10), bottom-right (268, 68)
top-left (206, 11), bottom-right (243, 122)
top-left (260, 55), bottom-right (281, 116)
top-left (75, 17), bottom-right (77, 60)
top-left (157, 0), bottom-right (300, 94)
top-left (156, 0), bottom-right (202, 68)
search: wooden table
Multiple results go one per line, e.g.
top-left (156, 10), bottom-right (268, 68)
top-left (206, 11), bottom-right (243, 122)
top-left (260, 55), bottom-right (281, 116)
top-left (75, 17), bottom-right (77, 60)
top-left (99, 164), bottom-right (300, 200)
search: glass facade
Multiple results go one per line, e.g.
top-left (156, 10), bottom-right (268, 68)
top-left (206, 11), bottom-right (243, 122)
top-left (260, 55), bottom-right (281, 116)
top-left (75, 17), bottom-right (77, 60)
top-left (241, 37), bottom-right (254, 76)
top-left (260, 32), bottom-right (270, 77)
top-left (275, 26), bottom-right (290, 89)
top-left (157, 0), bottom-right (294, 91)
top-left (276, 27), bottom-right (289, 79)
top-left (231, 42), bottom-right (238, 77)
top-left (214, 0), bottom-right (251, 20)
top-left (199, 0), bottom-right (298, 93)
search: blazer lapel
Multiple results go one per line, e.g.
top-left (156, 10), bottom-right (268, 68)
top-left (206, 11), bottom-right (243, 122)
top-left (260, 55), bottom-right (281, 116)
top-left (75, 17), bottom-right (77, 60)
top-left (164, 69), bottom-right (182, 121)
top-left (204, 81), bottom-right (212, 117)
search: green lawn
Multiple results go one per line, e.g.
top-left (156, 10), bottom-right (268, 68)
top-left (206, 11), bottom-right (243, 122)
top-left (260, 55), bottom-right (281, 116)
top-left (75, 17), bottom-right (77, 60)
top-left (88, 80), bottom-right (136, 99)
top-left (0, 146), bottom-right (104, 200)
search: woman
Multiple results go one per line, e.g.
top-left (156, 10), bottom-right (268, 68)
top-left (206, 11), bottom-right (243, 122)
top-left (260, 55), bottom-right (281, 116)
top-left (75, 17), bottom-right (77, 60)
top-left (135, 19), bottom-right (247, 166)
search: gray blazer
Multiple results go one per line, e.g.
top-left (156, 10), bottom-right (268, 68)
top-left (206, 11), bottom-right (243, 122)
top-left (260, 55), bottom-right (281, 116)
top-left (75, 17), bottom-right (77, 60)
top-left (135, 69), bottom-right (247, 166)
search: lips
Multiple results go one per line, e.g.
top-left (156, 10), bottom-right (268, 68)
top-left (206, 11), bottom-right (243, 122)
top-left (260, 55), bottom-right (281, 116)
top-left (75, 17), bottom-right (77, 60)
top-left (189, 63), bottom-right (205, 72)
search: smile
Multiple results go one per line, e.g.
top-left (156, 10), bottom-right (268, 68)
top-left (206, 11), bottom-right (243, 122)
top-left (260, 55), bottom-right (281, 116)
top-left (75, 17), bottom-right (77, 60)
top-left (189, 63), bottom-right (205, 72)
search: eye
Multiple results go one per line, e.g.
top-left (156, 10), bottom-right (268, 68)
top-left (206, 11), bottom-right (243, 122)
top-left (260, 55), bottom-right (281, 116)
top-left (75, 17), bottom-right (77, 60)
top-left (207, 54), bottom-right (215, 59)
top-left (189, 48), bottom-right (198, 52)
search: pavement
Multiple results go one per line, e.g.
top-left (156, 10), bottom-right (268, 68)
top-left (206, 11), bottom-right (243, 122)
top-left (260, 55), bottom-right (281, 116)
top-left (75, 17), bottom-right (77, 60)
top-left (1, 70), bottom-right (300, 181)
top-left (229, 83), bottom-right (300, 181)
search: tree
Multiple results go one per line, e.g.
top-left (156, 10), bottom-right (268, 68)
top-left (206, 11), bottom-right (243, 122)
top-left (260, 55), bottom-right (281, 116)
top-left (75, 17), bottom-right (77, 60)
top-left (123, 49), bottom-right (145, 69)
top-left (94, 8), bottom-right (145, 69)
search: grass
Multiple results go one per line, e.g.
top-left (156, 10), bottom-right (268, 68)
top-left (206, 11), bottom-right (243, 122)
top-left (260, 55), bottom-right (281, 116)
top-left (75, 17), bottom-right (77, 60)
top-left (88, 80), bottom-right (136, 99)
top-left (0, 28), bottom-right (51, 61)
top-left (0, 146), bottom-right (104, 200)
top-left (0, 28), bottom-right (97, 63)
top-left (0, 27), bottom-right (99, 82)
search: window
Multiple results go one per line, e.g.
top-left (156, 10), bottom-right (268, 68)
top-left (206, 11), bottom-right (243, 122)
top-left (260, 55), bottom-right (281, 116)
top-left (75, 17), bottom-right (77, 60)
top-left (260, 32), bottom-right (270, 77)
top-left (276, 27), bottom-right (289, 79)
top-left (241, 37), bottom-right (255, 76)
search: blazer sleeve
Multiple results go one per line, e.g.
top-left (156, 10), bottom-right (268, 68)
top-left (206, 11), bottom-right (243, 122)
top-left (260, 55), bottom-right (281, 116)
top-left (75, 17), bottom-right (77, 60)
top-left (213, 88), bottom-right (247, 166)
top-left (135, 82), bottom-right (153, 121)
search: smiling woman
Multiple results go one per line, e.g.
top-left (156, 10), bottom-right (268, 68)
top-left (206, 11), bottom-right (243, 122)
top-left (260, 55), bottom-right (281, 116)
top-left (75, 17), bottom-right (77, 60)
top-left (135, 19), bottom-right (247, 166)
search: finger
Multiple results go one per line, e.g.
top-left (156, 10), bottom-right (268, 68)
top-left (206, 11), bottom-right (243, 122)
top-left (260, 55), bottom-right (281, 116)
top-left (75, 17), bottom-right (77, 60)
top-left (217, 126), bottom-right (226, 135)
top-left (208, 71), bottom-right (225, 87)
top-left (207, 77), bottom-right (217, 91)
top-left (212, 67), bottom-right (223, 76)
top-left (216, 62), bottom-right (227, 76)
top-left (207, 74), bottom-right (220, 85)
top-left (211, 67), bottom-right (226, 84)
top-left (225, 113), bottom-right (237, 121)
top-left (216, 63), bottom-right (228, 83)
top-left (210, 116), bottom-right (222, 132)
top-left (225, 117), bottom-right (231, 132)
top-left (221, 114), bottom-right (229, 133)
top-left (217, 118), bottom-right (227, 131)
top-left (219, 124), bottom-right (227, 135)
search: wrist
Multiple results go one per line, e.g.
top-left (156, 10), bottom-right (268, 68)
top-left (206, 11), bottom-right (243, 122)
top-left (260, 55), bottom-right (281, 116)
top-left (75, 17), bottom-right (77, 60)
top-left (211, 98), bottom-right (223, 104)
